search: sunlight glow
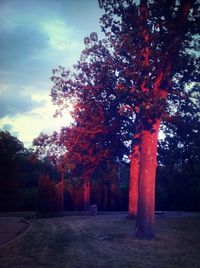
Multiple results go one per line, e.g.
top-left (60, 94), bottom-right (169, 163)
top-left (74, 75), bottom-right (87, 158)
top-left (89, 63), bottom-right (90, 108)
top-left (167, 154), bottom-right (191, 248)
top-left (42, 20), bottom-right (81, 51)
top-left (0, 92), bottom-right (74, 148)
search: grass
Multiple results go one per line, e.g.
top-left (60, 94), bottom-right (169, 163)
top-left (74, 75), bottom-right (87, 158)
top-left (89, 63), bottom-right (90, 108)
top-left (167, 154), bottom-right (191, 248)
top-left (0, 214), bottom-right (200, 268)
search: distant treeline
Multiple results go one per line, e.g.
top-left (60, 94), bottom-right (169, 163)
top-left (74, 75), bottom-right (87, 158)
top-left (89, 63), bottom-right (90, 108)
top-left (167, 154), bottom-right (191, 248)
top-left (0, 130), bottom-right (199, 213)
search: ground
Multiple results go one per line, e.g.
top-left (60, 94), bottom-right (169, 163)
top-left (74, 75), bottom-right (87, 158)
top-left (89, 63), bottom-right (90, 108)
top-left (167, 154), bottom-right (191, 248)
top-left (0, 212), bottom-right (200, 268)
top-left (0, 217), bottom-right (31, 247)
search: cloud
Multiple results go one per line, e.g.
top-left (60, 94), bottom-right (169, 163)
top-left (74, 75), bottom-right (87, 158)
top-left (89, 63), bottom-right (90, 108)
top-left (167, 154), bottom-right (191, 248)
top-left (0, 86), bottom-right (45, 117)
top-left (0, 19), bottom-right (83, 90)
top-left (0, 0), bottom-right (103, 90)
top-left (0, 93), bottom-right (73, 148)
top-left (2, 123), bottom-right (19, 137)
top-left (0, 0), bottom-right (103, 146)
top-left (0, 24), bottom-right (52, 89)
top-left (42, 20), bottom-right (81, 52)
top-left (2, 123), bottom-right (13, 132)
top-left (0, 25), bottom-right (49, 70)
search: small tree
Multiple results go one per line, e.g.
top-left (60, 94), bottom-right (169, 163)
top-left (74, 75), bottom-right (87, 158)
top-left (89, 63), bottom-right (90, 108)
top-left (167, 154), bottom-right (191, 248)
top-left (58, 118), bottom-right (109, 211)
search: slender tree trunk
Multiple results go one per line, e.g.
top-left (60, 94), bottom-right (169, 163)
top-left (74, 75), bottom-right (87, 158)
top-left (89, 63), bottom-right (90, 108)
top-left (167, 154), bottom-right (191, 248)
top-left (97, 184), bottom-right (101, 208)
top-left (74, 186), bottom-right (81, 210)
top-left (135, 120), bottom-right (160, 239)
top-left (129, 135), bottom-right (140, 218)
top-left (76, 186), bottom-right (82, 210)
top-left (104, 185), bottom-right (108, 210)
top-left (72, 185), bottom-right (76, 210)
top-left (83, 176), bottom-right (90, 211)
top-left (60, 171), bottom-right (64, 214)
top-left (111, 183), bottom-right (116, 210)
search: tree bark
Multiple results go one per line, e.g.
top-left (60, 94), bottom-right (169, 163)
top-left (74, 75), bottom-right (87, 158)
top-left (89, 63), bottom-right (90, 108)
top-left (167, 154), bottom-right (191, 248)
top-left (129, 136), bottom-right (140, 218)
top-left (83, 176), bottom-right (90, 211)
top-left (72, 185), bottom-right (76, 210)
top-left (104, 185), bottom-right (108, 210)
top-left (135, 120), bottom-right (160, 239)
top-left (97, 184), bottom-right (101, 208)
top-left (60, 171), bottom-right (64, 214)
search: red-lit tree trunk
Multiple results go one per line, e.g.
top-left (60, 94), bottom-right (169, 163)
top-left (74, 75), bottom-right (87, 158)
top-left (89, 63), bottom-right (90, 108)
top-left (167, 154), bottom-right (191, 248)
top-left (128, 0), bottom-right (148, 219)
top-left (135, 120), bottom-right (160, 239)
top-left (129, 135), bottom-right (140, 218)
top-left (83, 176), bottom-right (90, 211)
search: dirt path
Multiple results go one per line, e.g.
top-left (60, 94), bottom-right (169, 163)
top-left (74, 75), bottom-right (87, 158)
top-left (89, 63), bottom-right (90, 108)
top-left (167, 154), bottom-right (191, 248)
top-left (0, 217), bottom-right (31, 247)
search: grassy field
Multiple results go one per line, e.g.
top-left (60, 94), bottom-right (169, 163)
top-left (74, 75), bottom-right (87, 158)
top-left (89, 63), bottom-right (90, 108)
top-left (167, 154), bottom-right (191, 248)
top-left (0, 214), bottom-right (200, 268)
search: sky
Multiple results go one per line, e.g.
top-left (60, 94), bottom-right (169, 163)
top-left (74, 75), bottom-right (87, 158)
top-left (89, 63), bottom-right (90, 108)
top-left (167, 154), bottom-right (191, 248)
top-left (0, 0), bottom-right (104, 147)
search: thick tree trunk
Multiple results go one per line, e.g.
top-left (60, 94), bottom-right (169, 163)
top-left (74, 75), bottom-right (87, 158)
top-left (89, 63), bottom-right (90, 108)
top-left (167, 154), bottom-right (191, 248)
top-left (129, 136), bottom-right (140, 218)
top-left (83, 176), bottom-right (90, 211)
top-left (135, 120), bottom-right (160, 239)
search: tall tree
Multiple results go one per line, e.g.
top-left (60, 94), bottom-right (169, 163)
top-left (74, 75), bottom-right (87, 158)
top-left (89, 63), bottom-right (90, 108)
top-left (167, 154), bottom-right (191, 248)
top-left (99, 0), bottom-right (199, 238)
top-left (50, 35), bottom-right (133, 209)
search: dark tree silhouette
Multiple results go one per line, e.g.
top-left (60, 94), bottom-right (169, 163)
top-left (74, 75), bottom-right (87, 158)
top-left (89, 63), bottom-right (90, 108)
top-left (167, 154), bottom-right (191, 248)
top-left (0, 131), bottom-right (53, 211)
top-left (0, 131), bottom-right (25, 210)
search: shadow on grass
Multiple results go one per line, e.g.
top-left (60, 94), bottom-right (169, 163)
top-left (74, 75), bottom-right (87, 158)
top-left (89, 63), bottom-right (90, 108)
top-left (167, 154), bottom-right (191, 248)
top-left (0, 214), bottom-right (199, 268)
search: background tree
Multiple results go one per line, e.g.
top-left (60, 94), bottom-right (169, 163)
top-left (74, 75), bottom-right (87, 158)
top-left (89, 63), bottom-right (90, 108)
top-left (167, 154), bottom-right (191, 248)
top-left (60, 125), bottom-right (108, 211)
top-left (0, 131), bottom-right (25, 210)
top-left (37, 174), bottom-right (60, 217)
top-left (0, 131), bottom-right (56, 211)
top-left (50, 34), bottom-right (134, 210)
top-left (157, 103), bottom-right (200, 211)
top-left (33, 131), bottom-right (67, 213)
